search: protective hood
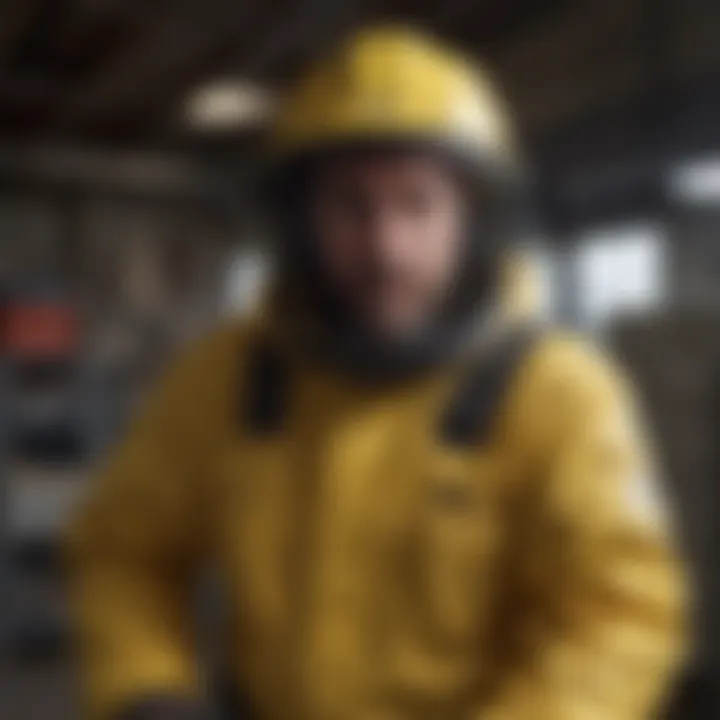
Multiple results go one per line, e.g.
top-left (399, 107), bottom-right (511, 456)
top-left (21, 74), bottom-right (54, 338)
top-left (262, 248), bottom-right (544, 381)
top-left (265, 26), bottom-right (521, 188)
top-left (258, 25), bottom-right (532, 380)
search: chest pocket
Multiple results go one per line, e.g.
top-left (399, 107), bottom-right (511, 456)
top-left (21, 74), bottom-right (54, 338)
top-left (408, 329), bottom-right (537, 643)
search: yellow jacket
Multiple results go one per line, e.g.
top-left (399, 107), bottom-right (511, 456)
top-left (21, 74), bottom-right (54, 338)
top-left (67, 308), bottom-right (687, 720)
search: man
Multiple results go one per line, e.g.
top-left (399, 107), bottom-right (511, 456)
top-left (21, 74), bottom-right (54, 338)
top-left (67, 26), bottom-right (686, 720)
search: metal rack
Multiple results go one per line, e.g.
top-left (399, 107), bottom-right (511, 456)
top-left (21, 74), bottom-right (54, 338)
top-left (0, 286), bottom-right (114, 664)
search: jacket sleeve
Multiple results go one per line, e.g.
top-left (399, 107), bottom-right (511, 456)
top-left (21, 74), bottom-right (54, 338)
top-left (66, 338), bottom-right (226, 720)
top-left (480, 343), bottom-right (688, 720)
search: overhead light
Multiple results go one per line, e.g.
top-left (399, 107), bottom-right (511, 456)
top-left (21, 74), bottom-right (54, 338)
top-left (183, 80), bottom-right (275, 132)
top-left (669, 156), bottom-right (720, 204)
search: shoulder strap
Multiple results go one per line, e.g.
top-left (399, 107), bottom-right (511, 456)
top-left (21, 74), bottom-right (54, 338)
top-left (439, 327), bottom-right (538, 447)
top-left (241, 327), bottom-right (537, 442)
top-left (241, 339), bottom-right (289, 435)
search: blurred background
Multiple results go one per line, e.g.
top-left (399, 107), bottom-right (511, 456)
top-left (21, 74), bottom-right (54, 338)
top-left (1, 0), bottom-right (720, 718)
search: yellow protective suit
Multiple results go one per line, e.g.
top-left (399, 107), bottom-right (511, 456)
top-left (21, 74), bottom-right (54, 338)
top-left (66, 299), bottom-right (686, 720)
top-left (67, 25), bottom-right (686, 720)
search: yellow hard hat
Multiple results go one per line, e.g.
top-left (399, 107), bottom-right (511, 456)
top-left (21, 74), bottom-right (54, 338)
top-left (267, 25), bottom-right (520, 185)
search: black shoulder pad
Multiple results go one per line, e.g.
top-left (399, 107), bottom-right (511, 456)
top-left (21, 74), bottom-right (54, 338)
top-left (440, 328), bottom-right (537, 447)
top-left (241, 341), bottom-right (288, 435)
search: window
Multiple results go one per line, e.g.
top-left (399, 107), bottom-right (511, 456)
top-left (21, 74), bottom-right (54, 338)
top-left (573, 222), bottom-right (667, 330)
top-left (669, 155), bottom-right (720, 206)
top-left (223, 246), bottom-right (270, 316)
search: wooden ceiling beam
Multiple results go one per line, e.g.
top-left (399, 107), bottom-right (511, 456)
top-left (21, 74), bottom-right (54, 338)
top-left (53, 0), bottom-right (264, 132)
top-left (0, 0), bottom-right (42, 69)
top-left (139, 0), bottom-right (362, 136)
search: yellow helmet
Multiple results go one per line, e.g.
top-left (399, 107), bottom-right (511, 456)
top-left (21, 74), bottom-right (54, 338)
top-left (267, 25), bottom-right (520, 184)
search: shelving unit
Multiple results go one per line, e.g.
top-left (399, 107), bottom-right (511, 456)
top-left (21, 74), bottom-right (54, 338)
top-left (0, 287), bottom-right (108, 663)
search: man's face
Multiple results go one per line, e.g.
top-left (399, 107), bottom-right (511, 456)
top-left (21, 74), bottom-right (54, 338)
top-left (310, 152), bottom-right (469, 337)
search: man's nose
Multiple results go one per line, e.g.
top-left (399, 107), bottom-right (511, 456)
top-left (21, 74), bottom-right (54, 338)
top-left (370, 217), bottom-right (414, 265)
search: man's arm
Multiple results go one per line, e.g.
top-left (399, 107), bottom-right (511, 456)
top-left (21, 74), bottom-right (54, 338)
top-left (66, 334), bottom-right (232, 720)
top-left (480, 341), bottom-right (688, 720)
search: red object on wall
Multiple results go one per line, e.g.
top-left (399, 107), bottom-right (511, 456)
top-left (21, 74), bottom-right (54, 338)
top-left (2, 303), bottom-right (80, 358)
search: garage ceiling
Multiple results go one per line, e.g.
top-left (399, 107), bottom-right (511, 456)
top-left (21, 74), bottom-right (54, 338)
top-left (0, 0), bottom-right (718, 164)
